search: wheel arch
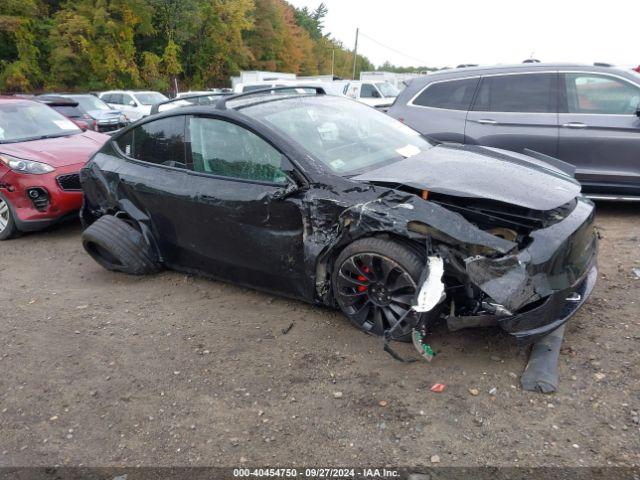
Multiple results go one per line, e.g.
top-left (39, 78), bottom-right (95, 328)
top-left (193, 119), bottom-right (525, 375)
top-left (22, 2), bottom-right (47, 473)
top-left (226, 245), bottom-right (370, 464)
top-left (314, 230), bottom-right (427, 306)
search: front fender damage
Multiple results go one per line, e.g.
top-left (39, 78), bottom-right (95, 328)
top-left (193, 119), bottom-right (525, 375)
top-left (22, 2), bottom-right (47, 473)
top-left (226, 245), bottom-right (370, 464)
top-left (313, 189), bottom-right (597, 349)
top-left (312, 189), bottom-right (518, 303)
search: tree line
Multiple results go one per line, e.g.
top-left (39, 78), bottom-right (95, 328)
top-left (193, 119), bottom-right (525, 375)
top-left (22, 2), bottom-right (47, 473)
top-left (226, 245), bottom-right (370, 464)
top-left (0, 0), bottom-right (378, 93)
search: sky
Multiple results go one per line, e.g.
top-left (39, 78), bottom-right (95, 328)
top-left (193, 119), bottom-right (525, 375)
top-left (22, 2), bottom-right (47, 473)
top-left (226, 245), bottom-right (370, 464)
top-left (288, 0), bottom-right (640, 69)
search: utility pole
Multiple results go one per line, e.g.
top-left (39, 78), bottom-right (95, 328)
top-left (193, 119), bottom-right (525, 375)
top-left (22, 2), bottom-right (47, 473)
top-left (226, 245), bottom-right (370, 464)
top-left (331, 48), bottom-right (335, 77)
top-left (352, 27), bottom-right (359, 80)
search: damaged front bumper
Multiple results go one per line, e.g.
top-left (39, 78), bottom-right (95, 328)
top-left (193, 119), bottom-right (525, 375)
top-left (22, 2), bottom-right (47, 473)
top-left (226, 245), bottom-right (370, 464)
top-left (498, 263), bottom-right (597, 343)
top-left (449, 197), bottom-right (598, 344)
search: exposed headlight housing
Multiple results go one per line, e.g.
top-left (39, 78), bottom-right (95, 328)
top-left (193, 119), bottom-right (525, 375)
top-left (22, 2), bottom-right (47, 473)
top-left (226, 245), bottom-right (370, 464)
top-left (0, 154), bottom-right (55, 174)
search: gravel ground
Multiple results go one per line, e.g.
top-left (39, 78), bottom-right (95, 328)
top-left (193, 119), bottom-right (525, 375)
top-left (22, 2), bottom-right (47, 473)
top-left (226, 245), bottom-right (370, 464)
top-left (0, 202), bottom-right (638, 468)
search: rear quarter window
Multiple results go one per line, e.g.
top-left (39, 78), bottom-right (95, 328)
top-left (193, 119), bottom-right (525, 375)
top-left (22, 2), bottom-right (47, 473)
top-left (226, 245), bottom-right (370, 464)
top-left (412, 77), bottom-right (480, 110)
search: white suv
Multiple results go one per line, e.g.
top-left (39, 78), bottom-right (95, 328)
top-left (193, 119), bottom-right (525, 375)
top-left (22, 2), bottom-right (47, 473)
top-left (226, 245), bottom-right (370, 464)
top-left (99, 90), bottom-right (168, 121)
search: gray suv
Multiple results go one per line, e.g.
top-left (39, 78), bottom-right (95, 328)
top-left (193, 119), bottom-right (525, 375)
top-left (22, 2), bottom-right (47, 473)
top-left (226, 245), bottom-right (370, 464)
top-left (388, 63), bottom-right (640, 199)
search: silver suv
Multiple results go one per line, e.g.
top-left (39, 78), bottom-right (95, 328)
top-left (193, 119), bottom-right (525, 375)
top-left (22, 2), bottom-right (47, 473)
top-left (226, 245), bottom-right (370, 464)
top-left (388, 63), bottom-right (640, 200)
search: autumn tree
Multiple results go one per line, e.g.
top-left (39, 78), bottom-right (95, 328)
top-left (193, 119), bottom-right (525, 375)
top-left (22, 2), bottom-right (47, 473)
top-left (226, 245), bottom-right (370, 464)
top-left (0, 0), bottom-right (379, 92)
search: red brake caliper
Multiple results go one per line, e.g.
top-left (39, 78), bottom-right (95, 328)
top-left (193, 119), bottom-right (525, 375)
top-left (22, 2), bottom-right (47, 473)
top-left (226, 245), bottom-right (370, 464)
top-left (357, 266), bottom-right (369, 293)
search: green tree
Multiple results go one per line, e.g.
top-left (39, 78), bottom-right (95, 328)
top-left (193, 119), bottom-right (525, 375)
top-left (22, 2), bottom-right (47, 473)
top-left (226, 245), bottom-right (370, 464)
top-left (0, 0), bottom-right (45, 91)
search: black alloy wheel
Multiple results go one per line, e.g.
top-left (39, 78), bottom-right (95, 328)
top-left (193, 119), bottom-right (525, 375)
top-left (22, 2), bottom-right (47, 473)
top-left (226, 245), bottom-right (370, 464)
top-left (333, 238), bottom-right (424, 341)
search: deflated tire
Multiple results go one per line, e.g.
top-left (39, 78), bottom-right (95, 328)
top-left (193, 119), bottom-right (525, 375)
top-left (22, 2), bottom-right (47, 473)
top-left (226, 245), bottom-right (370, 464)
top-left (82, 215), bottom-right (160, 275)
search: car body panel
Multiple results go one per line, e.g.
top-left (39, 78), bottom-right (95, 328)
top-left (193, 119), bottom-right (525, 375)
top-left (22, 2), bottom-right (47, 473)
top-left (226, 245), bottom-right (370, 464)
top-left (0, 162), bottom-right (86, 225)
top-left (352, 143), bottom-right (581, 210)
top-left (0, 130), bottom-right (107, 167)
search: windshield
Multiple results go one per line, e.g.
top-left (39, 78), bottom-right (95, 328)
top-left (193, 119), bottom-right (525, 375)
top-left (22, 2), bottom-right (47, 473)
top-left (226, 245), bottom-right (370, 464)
top-left (243, 96), bottom-right (432, 175)
top-left (134, 92), bottom-right (168, 105)
top-left (0, 101), bottom-right (81, 143)
top-left (73, 95), bottom-right (111, 112)
top-left (376, 82), bottom-right (399, 98)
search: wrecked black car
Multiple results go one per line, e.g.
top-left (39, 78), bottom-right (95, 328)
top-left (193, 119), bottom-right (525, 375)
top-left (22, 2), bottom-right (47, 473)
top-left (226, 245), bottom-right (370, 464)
top-left (79, 88), bottom-right (598, 347)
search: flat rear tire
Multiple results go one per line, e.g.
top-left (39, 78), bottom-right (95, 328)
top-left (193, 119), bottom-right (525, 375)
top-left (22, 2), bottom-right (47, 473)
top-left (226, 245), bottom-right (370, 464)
top-left (82, 215), bottom-right (160, 275)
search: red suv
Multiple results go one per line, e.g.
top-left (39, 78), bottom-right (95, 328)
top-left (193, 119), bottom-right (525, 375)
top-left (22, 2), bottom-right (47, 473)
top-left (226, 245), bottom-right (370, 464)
top-left (0, 97), bottom-right (108, 240)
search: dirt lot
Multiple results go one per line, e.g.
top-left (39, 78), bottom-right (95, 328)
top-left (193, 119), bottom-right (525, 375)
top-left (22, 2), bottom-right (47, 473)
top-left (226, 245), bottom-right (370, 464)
top-left (0, 203), bottom-right (638, 468)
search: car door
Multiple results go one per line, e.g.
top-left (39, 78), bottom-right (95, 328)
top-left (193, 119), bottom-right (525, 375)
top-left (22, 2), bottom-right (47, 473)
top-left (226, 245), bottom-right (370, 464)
top-left (182, 115), bottom-right (306, 296)
top-left (113, 113), bottom-right (307, 297)
top-left (465, 72), bottom-right (559, 157)
top-left (558, 71), bottom-right (640, 194)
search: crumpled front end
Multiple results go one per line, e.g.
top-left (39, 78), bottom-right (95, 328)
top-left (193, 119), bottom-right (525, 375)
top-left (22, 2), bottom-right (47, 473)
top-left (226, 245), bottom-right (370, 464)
top-left (448, 197), bottom-right (598, 344)
top-left (320, 187), bottom-right (598, 345)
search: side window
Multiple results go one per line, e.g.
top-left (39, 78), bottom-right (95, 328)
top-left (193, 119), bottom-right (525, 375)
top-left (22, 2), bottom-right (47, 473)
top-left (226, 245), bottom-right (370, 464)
top-left (564, 73), bottom-right (640, 114)
top-left (111, 94), bottom-right (123, 105)
top-left (360, 83), bottom-right (378, 98)
top-left (188, 117), bottom-right (288, 184)
top-left (101, 94), bottom-right (112, 103)
top-left (474, 73), bottom-right (556, 113)
top-left (413, 78), bottom-right (480, 110)
top-left (116, 116), bottom-right (187, 167)
top-left (123, 94), bottom-right (135, 106)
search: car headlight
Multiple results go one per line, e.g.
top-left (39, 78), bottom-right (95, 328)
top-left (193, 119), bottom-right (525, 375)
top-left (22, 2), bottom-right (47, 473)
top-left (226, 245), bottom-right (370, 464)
top-left (0, 154), bottom-right (55, 174)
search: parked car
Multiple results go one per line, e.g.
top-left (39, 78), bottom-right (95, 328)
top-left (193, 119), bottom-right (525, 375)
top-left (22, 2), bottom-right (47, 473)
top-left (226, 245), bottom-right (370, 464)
top-left (342, 80), bottom-right (399, 108)
top-left (37, 96), bottom-right (91, 131)
top-left (98, 90), bottom-right (168, 121)
top-left (388, 63), bottom-right (640, 200)
top-left (0, 97), bottom-right (108, 239)
top-left (79, 88), bottom-right (597, 346)
top-left (39, 94), bottom-right (128, 132)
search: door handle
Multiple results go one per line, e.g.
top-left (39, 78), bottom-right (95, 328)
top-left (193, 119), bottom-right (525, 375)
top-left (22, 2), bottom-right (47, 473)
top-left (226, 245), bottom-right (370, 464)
top-left (476, 119), bottom-right (498, 125)
top-left (562, 122), bottom-right (587, 129)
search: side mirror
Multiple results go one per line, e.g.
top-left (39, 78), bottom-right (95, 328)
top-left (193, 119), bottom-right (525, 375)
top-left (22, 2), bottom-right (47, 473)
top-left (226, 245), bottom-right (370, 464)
top-left (372, 90), bottom-right (381, 98)
top-left (129, 100), bottom-right (137, 107)
top-left (636, 103), bottom-right (640, 118)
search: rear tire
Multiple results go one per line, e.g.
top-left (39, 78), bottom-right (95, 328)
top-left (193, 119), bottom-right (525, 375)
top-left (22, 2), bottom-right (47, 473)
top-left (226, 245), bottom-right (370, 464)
top-left (82, 215), bottom-right (160, 275)
top-left (0, 193), bottom-right (19, 241)
top-left (332, 237), bottom-right (426, 342)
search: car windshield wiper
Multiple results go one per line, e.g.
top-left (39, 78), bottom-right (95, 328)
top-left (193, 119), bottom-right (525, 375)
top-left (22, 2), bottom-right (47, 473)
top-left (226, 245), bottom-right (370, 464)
top-left (0, 135), bottom-right (49, 144)
top-left (0, 132), bottom-right (79, 144)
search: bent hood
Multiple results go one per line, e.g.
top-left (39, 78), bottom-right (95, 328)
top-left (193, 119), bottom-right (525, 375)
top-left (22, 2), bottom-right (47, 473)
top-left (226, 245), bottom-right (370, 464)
top-left (353, 143), bottom-right (582, 211)
top-left (0, 131), bottom-right (109, 168)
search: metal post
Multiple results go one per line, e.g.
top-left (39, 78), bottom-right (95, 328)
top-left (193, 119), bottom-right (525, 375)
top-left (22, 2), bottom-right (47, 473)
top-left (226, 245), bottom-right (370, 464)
top-left (352, 28), bottom-right (359, 80)
top-left (331, 48), bottom-right (335, 77)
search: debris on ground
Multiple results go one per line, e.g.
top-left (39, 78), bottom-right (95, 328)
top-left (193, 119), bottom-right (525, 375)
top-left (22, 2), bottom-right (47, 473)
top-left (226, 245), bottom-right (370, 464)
top-left (281, 322), bottom-right (294, 335)
top-left (430, 383), bottom-right (446, 393)
top-left (332, 391), bottom-right (343, 399)
top-left (468, 388), bottom-right (480, 396)
top-left (521, 325), bottom-right (565, 393)
top-left (632, 267), bottom-right (640, 279)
